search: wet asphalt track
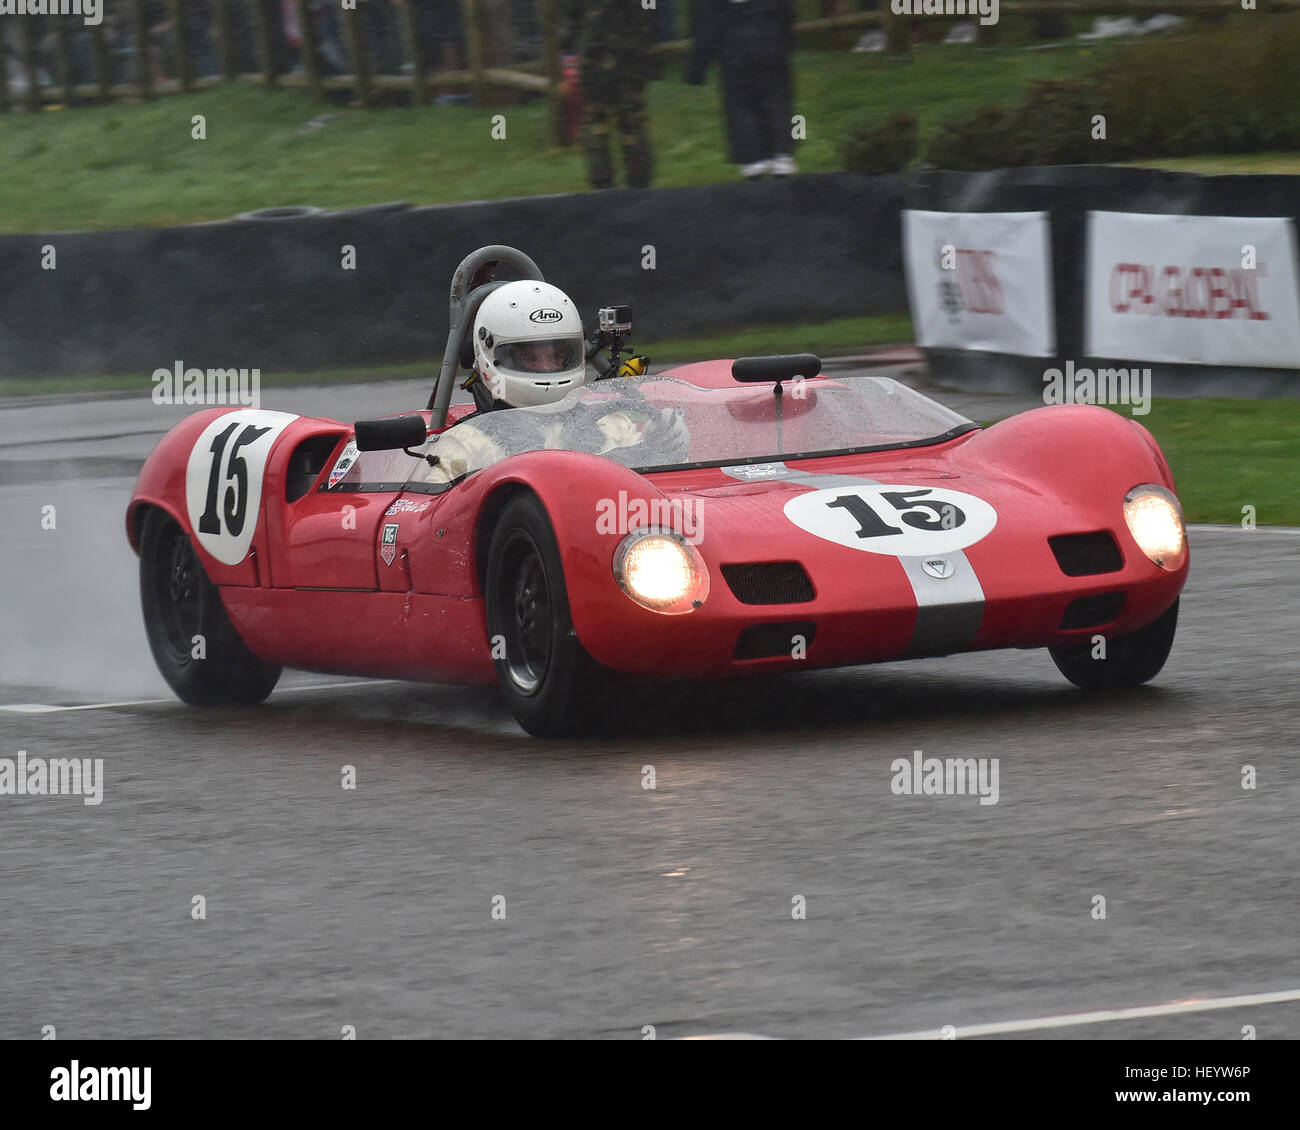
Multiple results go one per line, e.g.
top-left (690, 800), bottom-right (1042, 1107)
top-left (1, 376), bottom-right (1298, 1040)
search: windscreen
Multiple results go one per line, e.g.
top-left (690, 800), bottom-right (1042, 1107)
top-left (406, 375), bottom-right (975, 487)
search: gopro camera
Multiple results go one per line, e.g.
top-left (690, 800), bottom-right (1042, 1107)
top-left (597, 305), bottom-right (632, 334)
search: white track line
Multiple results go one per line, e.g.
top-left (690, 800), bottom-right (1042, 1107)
top-left (0, 699), bottom-right (172, 713)
top-left (1189, 524), bottom-right (1300, 535)
top-left (862, 987), bottom-right (1300, 1040)
top-left (687, 986), bottom-right (1300, 1041)
top-left (0, 680), bottom-right (397, 714)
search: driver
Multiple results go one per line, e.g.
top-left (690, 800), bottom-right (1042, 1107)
top-left (425, 280), bottom-right (689, 482)
top-left (465, 280), bottom-right (589, 412)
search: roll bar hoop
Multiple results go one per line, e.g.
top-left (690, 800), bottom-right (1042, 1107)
top-left (426, 245), bottom-right (546, 424)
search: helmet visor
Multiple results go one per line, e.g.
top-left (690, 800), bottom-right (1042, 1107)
top-left (493, 337), bottom-right (584, 375)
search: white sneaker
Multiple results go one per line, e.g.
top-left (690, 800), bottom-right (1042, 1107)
top-left (769, 154), bottom-right (798, 176)
top-left (739, 160), bottom-right (769, 180)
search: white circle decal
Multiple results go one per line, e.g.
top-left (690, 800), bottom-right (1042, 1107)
top-left (783, 484), bottom-right (997, 556)
top-left (185, 410), bottom-right (298, 566)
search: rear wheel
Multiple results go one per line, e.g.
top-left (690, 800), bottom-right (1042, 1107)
top-left (484, 494), bottom-right (612, 737)
top-left (1050, 599), bottom-right (1178, 690)
top-left (138, 508), bottom-right (281, 706)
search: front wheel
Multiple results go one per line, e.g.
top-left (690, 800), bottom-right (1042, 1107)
top-left (484, 493), bottom-right (612, 737)
top-left (139, 508), bottom-right (282, 706)
top-left (1049, 599), bottom-right (1179, 690)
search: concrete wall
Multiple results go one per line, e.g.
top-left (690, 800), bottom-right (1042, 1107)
top-left (0, 173), bottom-right (906, 379)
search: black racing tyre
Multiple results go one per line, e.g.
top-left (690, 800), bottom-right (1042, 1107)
top-left (138, 508), bottom-right (282, 707)
top-left (484, 493), bottom-right (612, 737)
top-left (1050, 599), bottom-right (1179, 691)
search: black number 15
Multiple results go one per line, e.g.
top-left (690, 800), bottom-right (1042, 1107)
top-left (198, 422), bottom-right (271, 537)
top-left (826, 489), bottom-right (965, 538)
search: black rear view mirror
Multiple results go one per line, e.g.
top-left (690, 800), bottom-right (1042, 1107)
top-left (354, 414), bottom-right (428, 452)
top-left (731, 354), bottom-right (822, 383)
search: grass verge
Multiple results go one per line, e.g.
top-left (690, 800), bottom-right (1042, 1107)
top-left (1127, 399), bottom-right (1300, 527)
top-left (0, 44), bottom-right (1125, 233)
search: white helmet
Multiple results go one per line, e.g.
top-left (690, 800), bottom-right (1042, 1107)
top-left (472, 280), bottom-right (586, 408)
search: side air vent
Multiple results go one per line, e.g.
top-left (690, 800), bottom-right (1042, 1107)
top-left (1049, 532), bottom-right (1123, 577)
top-left (721, 562), bottom-right (815, 605)
top-left (1060, 593), bottom-right (1126, 630)
top-left (735, 622), bottom-right (817, 660)
top-left (288, 434), bottom-right (346, 502)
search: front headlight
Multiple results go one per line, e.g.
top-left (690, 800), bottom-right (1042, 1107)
top-left (613, 528), bottom-right (709, 614)
top-left (1123, 484), bottom-right (1187, 571)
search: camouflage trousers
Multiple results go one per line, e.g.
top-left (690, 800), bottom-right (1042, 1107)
top-left (581, 87), bottom-right (653, 190)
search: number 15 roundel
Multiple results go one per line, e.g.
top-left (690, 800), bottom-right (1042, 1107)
top-left (185, 410), bottom-right (298, 566)
top-left (783, 484), bottom-right (997, 556)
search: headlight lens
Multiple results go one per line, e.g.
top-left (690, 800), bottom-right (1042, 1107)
top-left (1123, 484), bottom-right (1186, 571)
top-left (613, 528), bottom-right (709, 614)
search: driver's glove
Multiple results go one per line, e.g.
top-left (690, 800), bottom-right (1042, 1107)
top-left (652, 408), bottom-right (690, 462)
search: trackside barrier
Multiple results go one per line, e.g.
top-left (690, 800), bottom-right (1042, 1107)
top-left (906, 166), bottom-right (1300, 396)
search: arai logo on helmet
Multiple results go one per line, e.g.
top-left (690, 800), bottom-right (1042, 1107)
top-left (529, 308), bottom-right (564, 324)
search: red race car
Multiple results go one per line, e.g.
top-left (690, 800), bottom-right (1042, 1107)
top-left (127, 246), bottom-right (1188, 735)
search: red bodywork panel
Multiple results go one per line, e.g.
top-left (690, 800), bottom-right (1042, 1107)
top-left (127, 363), bottom-right (1188, 686)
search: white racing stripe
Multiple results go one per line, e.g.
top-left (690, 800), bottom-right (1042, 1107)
top-left (0, 679), bottom-right (398, 714)
top-left (720, 463), bottom-right (987, 656)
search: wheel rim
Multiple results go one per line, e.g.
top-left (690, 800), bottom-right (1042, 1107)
top-left (493, 530), bottom-right (553, 695)
top-left (157, 525), bottom-right (203, 661)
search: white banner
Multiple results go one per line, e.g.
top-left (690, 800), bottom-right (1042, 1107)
top-left (903, 210), bottom-right (1056, 357)
top-left (1085, 211), bottom-right (1300, 368)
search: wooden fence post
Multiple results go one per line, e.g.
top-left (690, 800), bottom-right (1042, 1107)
top-left (21, 16), bottom-right (41, 112)
top-left (541, 0), bottom-right (563, 145)
top-left (214, 0), bottom-right (235, 81)
top-left (167, 0), bottom-right (194, 91)
top-left (54, 18), bottom-right (75, 105)
top-left (461, 0), bottom-right (487, 106)
top-left (91, 19), bottom-right (112, 102)
top-left (293, 0), bottom-right (324, 102)
top-left (883, 9), bottom-right (911, 56)
top-left (341, 3), bottom-right (373, 107)
top-left (0, 27), bottom-right (10, 114)
top-left (398, 0), bottom-right (429, 106)
top-left (132, 0), bottom-right (154, 100)
top-left (251, 0), bottom-right (277, 87)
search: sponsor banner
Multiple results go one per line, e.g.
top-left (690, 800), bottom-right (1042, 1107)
top-left (903, 210), bottom-right (1056, 358)
top-left (1085, 211), bottom-right (1300, 368)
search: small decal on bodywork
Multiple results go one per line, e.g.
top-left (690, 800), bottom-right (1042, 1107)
top-left (328, 441), bottom-right (359, 489)
top-left (380, 522), bottom-right (399, 566)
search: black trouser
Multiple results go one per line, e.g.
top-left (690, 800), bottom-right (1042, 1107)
top-left (719, 51), bottom-right (792, 166)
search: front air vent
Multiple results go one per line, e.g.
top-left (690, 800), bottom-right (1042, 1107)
top-left (721, 562), bottom-right (815, 605)
top-left (1049, 532), bottom-right (1123, 577)
top-left (1060, 593), bottom-right (1126, 630)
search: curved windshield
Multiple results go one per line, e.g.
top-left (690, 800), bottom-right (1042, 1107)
top-left (408, 375), bottom-right (975, 487)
